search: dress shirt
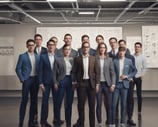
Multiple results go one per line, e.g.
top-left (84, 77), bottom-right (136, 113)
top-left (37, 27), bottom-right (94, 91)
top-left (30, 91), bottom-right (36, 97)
top-left (119, 57), bottom-right (125, 81)
top-left (36, 46), bottom-right (41, 55)
top-left (100, 58), bottom-right (106, 81)
top-left (134, 53), bottom-right (147, 78)
top-left (82, 55), bottom-right (89, 79)
top-left (28, 52), bottom-right (36, 76)
top-left (64, 57), bottom-right (72, 75)
top-left (111, 49), bottom-right (118, 55)
top-left (48, 52), bottom-right (54, 70)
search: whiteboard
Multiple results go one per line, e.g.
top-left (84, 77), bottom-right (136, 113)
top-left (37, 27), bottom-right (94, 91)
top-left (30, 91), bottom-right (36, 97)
top-left (142, 26), bottom-right (158, 68)
top-left (36, 27), bottom-right (122, 51)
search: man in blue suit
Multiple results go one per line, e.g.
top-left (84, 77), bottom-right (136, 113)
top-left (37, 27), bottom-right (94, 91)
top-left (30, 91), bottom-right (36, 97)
top-left (15, 39), bottom-right (40, 127)
top-left (38, 39), bottom-right (60, 127)
top-left (112, 47), bottom-right (137, 127)
top-left (34, 34), bottom-right (47, 126)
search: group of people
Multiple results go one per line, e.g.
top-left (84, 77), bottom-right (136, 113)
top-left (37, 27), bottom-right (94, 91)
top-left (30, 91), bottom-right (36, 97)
top-left (15, 33), bottom-right (147, 127)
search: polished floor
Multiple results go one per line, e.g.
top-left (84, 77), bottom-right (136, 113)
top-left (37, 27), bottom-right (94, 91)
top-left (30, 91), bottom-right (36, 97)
top-left (0, 97), bottom-right (158, 127)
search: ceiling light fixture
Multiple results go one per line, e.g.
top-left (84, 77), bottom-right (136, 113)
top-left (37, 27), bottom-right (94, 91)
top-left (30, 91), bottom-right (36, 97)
top-left (47, 0), bottom-right (77, 2)
top-left (0, 0), bottom-right (10, 3)
top-left (79, 11), bottom-right (95, 15)
top-left (100, 0), bottom-right (126, 2)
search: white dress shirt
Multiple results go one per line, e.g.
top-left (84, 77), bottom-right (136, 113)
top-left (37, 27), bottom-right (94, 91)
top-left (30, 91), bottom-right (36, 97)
top-left (100, 58), bottom-right (106, 81)
top-left (28, 52), bottom-right (36, 76)
top-left (36, 47), bottom-right (41, 55)
top-left (82, 55), bottom-right (89, 79)
top-left (48, 52), bottom-right (54, 70)
top-left (119, 57), bottom-right (125, 81)
top-left (64, 57), bottom-right (72, 75)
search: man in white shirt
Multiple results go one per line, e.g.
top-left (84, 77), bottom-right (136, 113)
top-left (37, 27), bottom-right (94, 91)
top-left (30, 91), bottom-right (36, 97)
top-left (133, 42), bottom-right (147, 120)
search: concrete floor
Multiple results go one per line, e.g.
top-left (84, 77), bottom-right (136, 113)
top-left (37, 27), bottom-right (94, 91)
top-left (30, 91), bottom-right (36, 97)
top-left (0, 97), bottom-right (158, 127)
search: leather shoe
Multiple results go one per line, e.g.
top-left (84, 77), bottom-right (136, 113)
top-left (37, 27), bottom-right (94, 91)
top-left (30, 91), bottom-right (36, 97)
top-left (53, 120), bottom-right (64, 126)
top-left (45, 122), bottom-right (51, 127)
top-left (127, 119), bottom-right (136, 126)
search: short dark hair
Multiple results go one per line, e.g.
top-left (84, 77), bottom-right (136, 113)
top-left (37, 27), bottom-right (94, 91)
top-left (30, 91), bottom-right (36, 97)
top-left (63, 44), bottom-right (70, 50)
top-left (96, 35), bottom-right (104, 41)
top-left (47, 39), bottom-right (55, 46)
top-left (34, 34), bottom-right (42, 40)
top-left (109, 37), bottom-right (117, 42)
top-left (135, 42), bottom-right (142, 48)
top-left (82, 42), bottom-right (90, 48)
top-left (81, 34), bottom-right (89, 41)
top-left (118, 39), bottom-right (126, 44)
top-left (49, 36), bottom-right (58, 41)
top-left (26, 39), bottom-right (35, 45)
top-left (118, 46), bottom-right (126, 51)
top-left (64, 33), bottom-right (72, 39)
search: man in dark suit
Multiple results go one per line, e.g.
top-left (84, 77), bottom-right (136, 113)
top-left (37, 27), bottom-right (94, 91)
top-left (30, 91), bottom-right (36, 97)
top-left (34, 34), bottom-right (47, 55)
top-left (15, 39), bottom-right (40, 127)
top-left (34, 34), bottom-right (47, 126)
top-left (49, 36), bottom-right (59, 54)
top-left (57, 33), bottom-right (78, 58)
top-left (118, 39), bottom-right (136, 126)
top-left (108, 37), bottom-right (119, 60)
top-left (72, 42), bottom-right (100, 127)
top-left (78, 34), bottom-right (96, 56)
top-left (38, 40), bottom-right (58, 127)
top-left (112, 47), bottom-right (137, 127)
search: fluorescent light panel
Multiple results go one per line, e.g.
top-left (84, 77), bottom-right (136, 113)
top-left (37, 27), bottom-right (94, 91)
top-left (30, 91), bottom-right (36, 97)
top-left (79, 12), bottom-right (95, 15)
top-left (47, 0), bottom-right (77, 2)
top-left (100, 0), bottom-right (126, 1)
top-left (0, 0), bottom-right (10, 2)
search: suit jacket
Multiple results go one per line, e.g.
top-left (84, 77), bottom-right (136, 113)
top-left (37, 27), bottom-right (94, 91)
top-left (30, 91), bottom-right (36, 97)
top-left (57, 47), bottom-right (78, 58)
top-left (15, 52), bottom-right (40, 82)
top-left (34, 46), bottom-right (47, 55)
top-left (113, 57), bottom-right (137, 89)
top-left (38, 53), bottom-right (57, 85)
top-left (72, 55), bottom-right (100, 88)
top-left (96, 56), bottom-right (116, 87)
top-left (108, 50), bottom-right (119, 60)
top-left (78, 48), bottom-right (96, 56)
top-left (53, 57), bottom-right (73, 85)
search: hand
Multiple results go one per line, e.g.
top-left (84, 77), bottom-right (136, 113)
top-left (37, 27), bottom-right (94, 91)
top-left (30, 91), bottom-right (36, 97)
top-left (40, 84), bottom-right (45, 92)
top-left (120, 75), bottom-right (127, 80)
top-left (20, 80), bottom-right (24, 83)
top-left (110, 85), bottom-right (115, 92)
top-left (54, 84), bottom-right (58, 91)
top-left (72, 84), bottom-right (77, 90)
top-left (96, 85), bottom-right (99, 93)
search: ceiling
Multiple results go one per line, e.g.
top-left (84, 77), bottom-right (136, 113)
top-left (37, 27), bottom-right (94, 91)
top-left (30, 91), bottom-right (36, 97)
top-left (0, 0), bottom-right (158, 24)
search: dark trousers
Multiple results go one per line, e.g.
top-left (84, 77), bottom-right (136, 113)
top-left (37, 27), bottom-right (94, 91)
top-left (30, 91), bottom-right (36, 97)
top-left (96, 82), bottom-right (112, 124)
top-left (19, 76), bottom-right (38, 127)
top-left (134, 77), bottom-right (142, 112)
top-left (40, 84), bottom-right (57, 124)
top-left (127, 81), bottom-right (135, 119)
top-left (56, 76), bottom-right (74, 126)
top-left (78, 80), bottom-right (96, 127)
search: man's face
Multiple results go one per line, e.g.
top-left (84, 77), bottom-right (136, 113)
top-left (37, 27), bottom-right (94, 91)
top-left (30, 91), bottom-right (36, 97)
top-left (27, 41), bottom-right (35, 52)
top-left (35, 36), bottom-right (42, 47)
top-left (82, 43), bottom-right (90, 55)
top-left (64, 35), bottom-right (72, 46)
top-left (47, 42), bottom-right (55, 53)
top-left (119, 41), bottom-right (126, 48)
top-left (135, 44), bottom-right (141, 53)
top-left (82, 37), bottom-right (89, 43)
top-left (96, 37), bottom-right (104, 44)
top-left (119, 50), bottom-right (125, 58)
top-left (52, 38), bottom-right (58, 47)
top-left (109, 39), bottom-right (118, 49)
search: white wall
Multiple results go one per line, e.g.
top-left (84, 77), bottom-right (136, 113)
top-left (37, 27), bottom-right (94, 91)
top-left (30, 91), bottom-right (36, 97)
top-left (0, 24), bottom-right (157, 91)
